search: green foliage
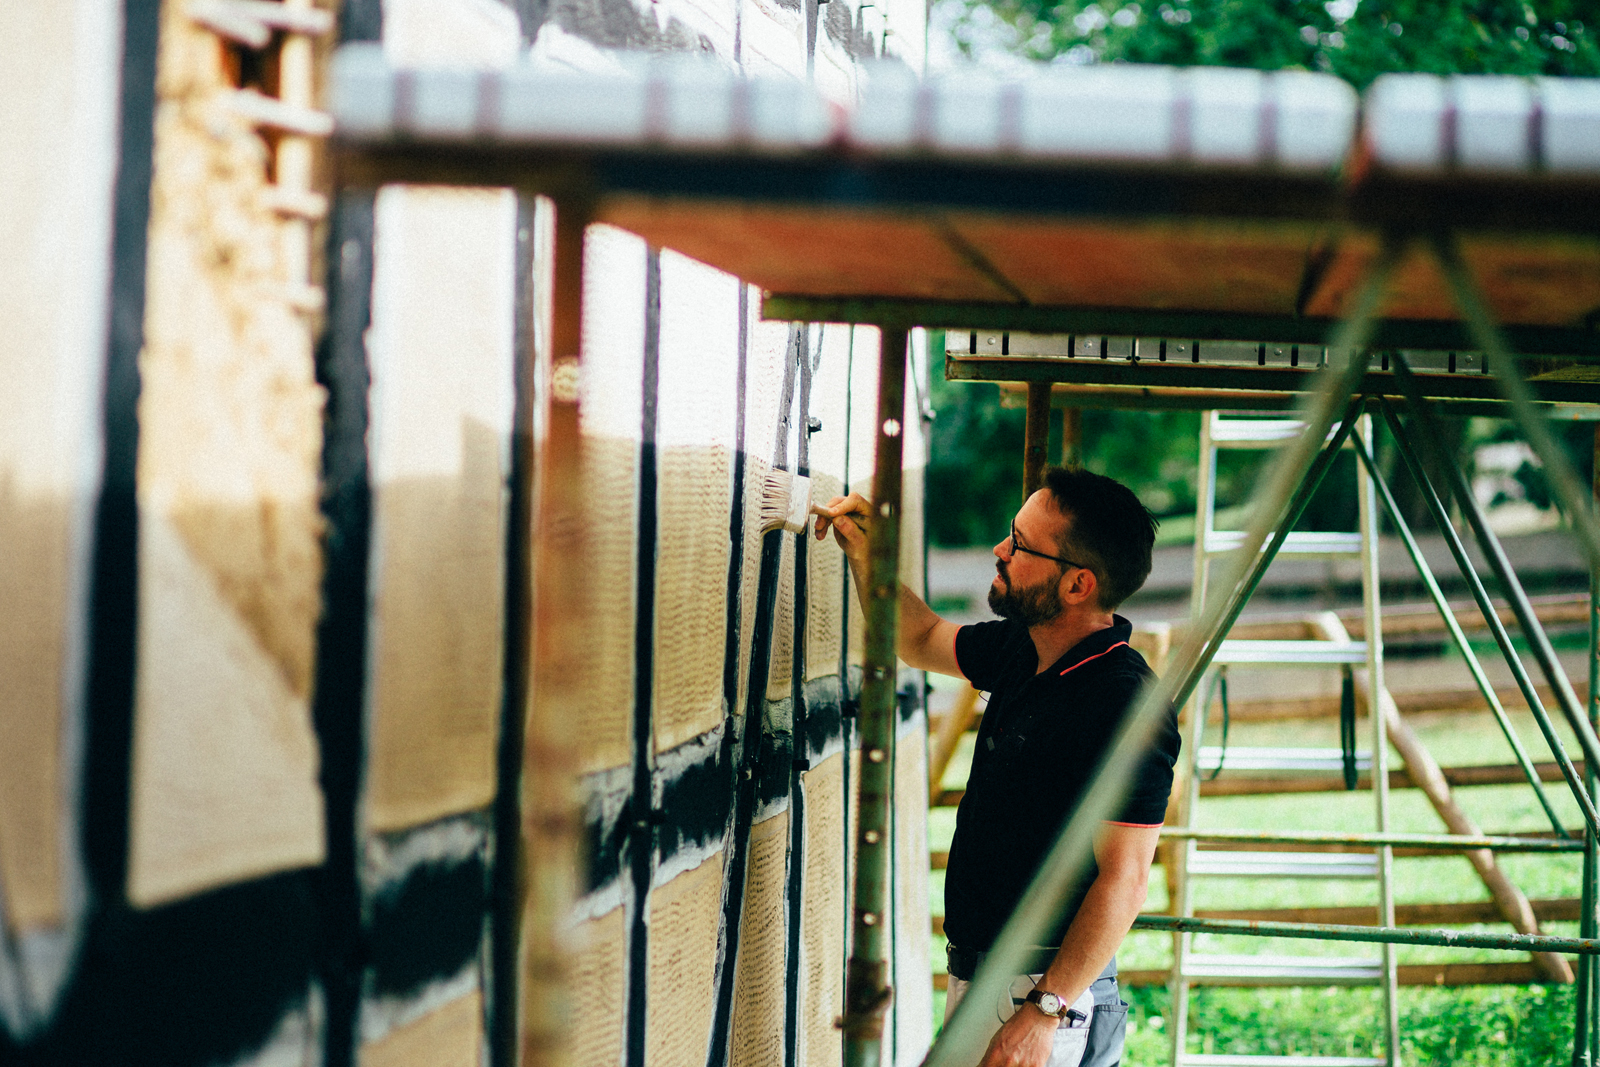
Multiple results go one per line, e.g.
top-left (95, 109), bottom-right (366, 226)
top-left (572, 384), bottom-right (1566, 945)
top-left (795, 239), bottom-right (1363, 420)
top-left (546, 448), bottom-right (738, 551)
top-left (926, 340), bottom-right (1029, 546)
top-left (1333, 1), bottom-right (1600, 86)
top-left (926, 335), bottom-right (1214, 545)
top-left (943, 0), bottom-right (1600, 86)
top-left (1122, 984), bottom-right (1577, 1065)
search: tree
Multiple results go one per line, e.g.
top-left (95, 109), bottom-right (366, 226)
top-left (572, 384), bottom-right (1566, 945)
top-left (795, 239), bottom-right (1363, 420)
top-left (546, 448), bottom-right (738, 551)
top-left (942, 0), bottom-right (1599, 85)
top-left (927, 3), bottom-right (1599, 547)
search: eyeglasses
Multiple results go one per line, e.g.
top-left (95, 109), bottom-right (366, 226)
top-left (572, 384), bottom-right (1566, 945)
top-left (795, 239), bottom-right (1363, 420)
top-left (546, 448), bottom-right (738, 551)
top-left (1008, 522), bottom-right (1090, 570)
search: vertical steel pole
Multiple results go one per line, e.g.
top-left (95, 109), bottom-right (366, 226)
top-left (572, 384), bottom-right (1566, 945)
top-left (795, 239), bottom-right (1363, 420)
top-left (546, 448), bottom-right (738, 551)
top-left (1355, 412), bottom-right (1400, 1065)
top-left (519, 196), bottom-right (588, 1067)
top-left (1582, 425), bottom-right (1600, 1066)
top-left (1173, 410), bottom-right (1217, 1067)
top-left (1024, 380), bottom-right (1051, 498)
top-left (841, 327), bottom-right (908, 1067)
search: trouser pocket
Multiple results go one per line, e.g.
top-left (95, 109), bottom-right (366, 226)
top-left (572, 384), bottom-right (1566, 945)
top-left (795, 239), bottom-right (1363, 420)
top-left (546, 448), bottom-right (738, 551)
top-left (997, 976), bottom-right (1094, 1067)
top-left (1080, 1000), bottom-right (1129, 1067)
top-left (1047, 1019), bottom-right (1091, 1067)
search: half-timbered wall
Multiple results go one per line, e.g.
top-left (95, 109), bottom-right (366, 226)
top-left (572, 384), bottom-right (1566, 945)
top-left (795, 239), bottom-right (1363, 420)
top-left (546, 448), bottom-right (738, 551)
top-left (0, 0), bottom-right (931, 1065)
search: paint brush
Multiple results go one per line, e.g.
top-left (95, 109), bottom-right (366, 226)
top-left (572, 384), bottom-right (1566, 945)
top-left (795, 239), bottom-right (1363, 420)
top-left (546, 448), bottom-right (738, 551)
top-left (758, 469), bottom-right (827, 534)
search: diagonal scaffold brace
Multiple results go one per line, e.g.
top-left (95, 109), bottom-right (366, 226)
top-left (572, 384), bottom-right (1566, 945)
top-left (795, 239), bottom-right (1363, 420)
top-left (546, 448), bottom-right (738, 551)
top-left (1399, 232), bottom-right (1600, 1063)
top-left (1386, 367), bottom-right (1600, 813)
top-left (920, 236), bottom-right (1405, 1067)
top-left (1349, 424), bottom-right (1589, 836)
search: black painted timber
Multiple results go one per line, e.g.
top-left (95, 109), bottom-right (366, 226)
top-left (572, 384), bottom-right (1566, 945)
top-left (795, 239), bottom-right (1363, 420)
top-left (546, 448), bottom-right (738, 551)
top-left (783, 329), bottom-right (814, 1067)
top-left (626, 248), bottom-right (663, 1067)
top-left (309, 7), bottom-right (384, 1066)
top-left (707, 325), bottom-right (803, 1067)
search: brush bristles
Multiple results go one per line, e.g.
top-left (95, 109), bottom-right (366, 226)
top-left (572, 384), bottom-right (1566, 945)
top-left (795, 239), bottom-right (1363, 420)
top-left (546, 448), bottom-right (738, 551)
top-left (758, 470), bottom-right (813, 534)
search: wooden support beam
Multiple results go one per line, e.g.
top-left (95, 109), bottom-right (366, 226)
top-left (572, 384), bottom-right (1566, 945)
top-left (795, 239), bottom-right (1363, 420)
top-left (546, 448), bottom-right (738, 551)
top-left (1380, 683), bottom-right (1573, 983)
top-left (1023, 380), bottom-right (1050, 498)
top-left (1203, 594), bottom-right (1589, 644)
top-left (1105, 963), bottom-right (1572, 988)
top-left (932, 898), bottom-right (1583, 937)
top-left (1309, 606), bottom-right (1572, 985)
top-left (933, 760), bottom-right (1591, 806)
top-left (1061, 407), bottom-right (1081, 469)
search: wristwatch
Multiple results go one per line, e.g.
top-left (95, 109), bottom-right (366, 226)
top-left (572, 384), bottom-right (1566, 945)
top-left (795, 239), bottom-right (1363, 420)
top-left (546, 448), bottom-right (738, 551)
top-left (1024, 988), bottom-right (1076, 1020)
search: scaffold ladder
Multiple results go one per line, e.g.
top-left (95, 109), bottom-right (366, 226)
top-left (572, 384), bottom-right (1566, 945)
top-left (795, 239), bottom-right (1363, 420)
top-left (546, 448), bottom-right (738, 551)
top-left (1169, 410), bottom-right (1398, 1067)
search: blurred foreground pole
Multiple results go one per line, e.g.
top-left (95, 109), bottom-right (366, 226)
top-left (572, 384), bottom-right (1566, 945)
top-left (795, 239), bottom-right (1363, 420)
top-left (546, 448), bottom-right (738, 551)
top-left (518, 196), bottom-right (589, 1067)
top-left (841, 327), bottom-right (908, 1067)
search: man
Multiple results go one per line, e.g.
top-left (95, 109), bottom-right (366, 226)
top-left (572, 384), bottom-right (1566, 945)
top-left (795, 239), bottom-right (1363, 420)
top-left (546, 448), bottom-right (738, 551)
top-left (815, 466), bottom-right (1179, 1067)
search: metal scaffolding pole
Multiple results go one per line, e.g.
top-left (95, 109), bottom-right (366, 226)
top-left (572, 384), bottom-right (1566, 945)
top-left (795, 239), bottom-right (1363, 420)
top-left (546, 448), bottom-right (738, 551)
top-left (1160, 828), bottom-right (1583, 853)
top-left (1355, 403), bottom-right (1401, 1066)
top-left (1389, 364), bottom-right (1600, 789)
top-left (1430, 233), bottom-right (1600, 577)
top-left (1582, 426), bottom-right (1600, 1067)
top-left (1171, 403), bottom-right (1365, 1066)
top-left (841, 326), bottom-right (908, 1067)
top-left (1379, 393), bottom-right (1600, 835)
top-left (922, 240), bottom-right (1402, 1067)
top-left (1134, 915), bottom-right (1600, 956)
top-left (1348, 427), bottom-right (1573, 836)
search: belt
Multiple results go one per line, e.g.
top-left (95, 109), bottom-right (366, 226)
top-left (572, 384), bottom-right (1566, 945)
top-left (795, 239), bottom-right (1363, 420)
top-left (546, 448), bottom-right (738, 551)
top-left (946, 944), bottom-right (1118, 984)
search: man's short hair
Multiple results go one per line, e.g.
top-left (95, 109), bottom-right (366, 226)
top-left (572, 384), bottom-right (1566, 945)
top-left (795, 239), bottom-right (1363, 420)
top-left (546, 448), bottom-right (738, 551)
top-left (1042, 467), bottom-right (1158, 611)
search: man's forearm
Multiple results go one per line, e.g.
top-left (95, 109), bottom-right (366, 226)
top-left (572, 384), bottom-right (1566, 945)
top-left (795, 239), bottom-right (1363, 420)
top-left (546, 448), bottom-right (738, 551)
top-left (845, 556), bottom-right (945, 664)
top-left (1035, 869), bottom-right (1147, 1008)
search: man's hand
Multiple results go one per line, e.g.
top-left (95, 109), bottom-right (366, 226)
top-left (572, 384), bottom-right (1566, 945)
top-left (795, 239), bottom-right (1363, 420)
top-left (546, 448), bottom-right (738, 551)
top-left (815, 491), bottom-right (965, 677)
top-left (978, 1003), bottom-right (1059, 1067)
top-left (813, 493), bottom-right (870, 564)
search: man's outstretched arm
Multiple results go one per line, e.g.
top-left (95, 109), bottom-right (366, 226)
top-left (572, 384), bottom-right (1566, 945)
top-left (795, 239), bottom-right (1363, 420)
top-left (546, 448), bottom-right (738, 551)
top-left (814, 492), bottom-right (964, 678)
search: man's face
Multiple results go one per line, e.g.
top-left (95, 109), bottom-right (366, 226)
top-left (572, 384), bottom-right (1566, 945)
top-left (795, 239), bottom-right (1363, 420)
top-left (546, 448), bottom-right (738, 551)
top-left (988, 492), bottom-right (1071, 625)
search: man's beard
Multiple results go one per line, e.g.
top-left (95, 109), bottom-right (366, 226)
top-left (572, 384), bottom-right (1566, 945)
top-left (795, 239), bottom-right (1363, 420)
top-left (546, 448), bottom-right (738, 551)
top-left (988, 565), bottom-right (1064, 626)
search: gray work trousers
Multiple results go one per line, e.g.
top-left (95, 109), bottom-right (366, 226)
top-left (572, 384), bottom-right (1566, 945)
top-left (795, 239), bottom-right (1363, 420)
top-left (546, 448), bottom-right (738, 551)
top-left (943, 958), bottom-right (1126, 1067)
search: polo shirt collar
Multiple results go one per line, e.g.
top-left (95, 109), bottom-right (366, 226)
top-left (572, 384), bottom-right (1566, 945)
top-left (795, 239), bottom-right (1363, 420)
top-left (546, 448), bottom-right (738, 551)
top-left (1046, 615), bottom-right (1134, 678)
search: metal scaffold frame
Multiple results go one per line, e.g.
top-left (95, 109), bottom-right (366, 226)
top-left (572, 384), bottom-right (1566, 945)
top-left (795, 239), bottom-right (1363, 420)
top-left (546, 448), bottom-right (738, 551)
top-left (323, 47), bottom-right (1600, 1067)
top-left (924, 234), bottom-right (1600, 1067)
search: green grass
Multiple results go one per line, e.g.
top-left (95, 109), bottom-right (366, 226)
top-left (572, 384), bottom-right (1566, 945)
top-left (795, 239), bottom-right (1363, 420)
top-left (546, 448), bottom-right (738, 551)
top-left (926, 700), bottom-right (1593, 1063)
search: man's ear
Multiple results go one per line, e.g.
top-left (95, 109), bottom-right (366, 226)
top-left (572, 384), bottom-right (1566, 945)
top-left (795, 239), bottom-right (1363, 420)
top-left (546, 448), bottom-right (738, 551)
top-left (1061, 566), bottom-right (1098, 607)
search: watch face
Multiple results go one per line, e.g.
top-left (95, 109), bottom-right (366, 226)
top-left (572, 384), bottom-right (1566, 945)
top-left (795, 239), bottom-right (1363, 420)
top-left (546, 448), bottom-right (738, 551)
top-left (1038, 992), bottom-right (1062, 1015)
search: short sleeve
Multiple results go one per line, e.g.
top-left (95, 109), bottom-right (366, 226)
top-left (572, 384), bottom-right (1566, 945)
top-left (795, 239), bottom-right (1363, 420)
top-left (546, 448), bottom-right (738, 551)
top-left (1113, 678), bottom-right (1181, 825)
top-left (954, 620), bottom-right (1021, 693)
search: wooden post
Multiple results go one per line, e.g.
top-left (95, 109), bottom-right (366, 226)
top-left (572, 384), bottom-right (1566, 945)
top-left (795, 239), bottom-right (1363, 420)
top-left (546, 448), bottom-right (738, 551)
top-left (1061, 406), bottom-right (1082, 469)
top-left (1383, 694), bottom-right (1573, 982)
top-left (1320, 615), bottom-right (1574, 984)
top-left (1023, 380), bottom-right (1050, 498)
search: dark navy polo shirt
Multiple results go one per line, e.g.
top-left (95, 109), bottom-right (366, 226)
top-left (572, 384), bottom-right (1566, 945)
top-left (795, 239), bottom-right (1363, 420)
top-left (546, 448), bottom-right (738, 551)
top-left (942, 615), bottom-right (1181, 953)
